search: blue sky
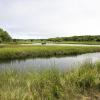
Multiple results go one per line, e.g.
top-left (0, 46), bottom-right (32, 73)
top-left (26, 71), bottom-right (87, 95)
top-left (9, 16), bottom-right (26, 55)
top-left (0, 0), bottom-right (100, 39)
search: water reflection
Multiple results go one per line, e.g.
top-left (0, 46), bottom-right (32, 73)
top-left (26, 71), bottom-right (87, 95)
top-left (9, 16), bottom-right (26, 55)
top-left (0, 52), bottom-right (100, 70)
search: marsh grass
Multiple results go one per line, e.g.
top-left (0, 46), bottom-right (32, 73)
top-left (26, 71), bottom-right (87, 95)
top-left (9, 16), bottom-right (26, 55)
top-left (0, 45), bottom-right (100, 60)
top-left (55, 41), bottom-right (100, 45)
top-left (0, 62), bottom-right (100, 100)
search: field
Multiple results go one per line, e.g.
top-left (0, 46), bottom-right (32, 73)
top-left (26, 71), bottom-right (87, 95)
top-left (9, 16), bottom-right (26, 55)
top-left (0, 45), bottom-right (100, 60)
top-left (55, 41), bottom-right (100, 45)
top-left (0, 62), bottom-right (100, 100)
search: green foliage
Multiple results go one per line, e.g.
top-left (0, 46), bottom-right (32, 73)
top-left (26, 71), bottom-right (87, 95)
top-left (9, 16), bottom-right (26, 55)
top-left (47, 35), bottom-right (100, 42)
top-left (0, 62), bottom-right (100, 99)
top-left (0, 28), bottom-right (12, 42)
top-left (55, 41), bottom-right (100, 45)
top-left (12, 35), bottom-right (100, 44)
top-left (0, 45), bottom-right (100, 59)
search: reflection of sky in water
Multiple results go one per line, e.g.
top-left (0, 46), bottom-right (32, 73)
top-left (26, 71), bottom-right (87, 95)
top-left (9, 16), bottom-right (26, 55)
top-left (0, 52), bottom-right (100, 70)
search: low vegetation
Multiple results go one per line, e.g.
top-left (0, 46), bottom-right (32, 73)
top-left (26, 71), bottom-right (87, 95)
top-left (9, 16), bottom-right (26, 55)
top-left (55, 41), bottom-right (100, 45)
top-left (0, 45), bottom-right (100, 60)
top-left (0, 62), bottom-right (100, 100)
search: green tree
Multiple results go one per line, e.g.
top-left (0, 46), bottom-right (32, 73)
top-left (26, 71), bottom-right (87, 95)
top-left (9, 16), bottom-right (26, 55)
top-left (0, 28), bottom-right (12, 42)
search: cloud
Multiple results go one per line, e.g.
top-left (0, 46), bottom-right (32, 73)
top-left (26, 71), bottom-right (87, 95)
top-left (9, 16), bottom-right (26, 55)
top-left (0, 0), bottom-right (100, 39)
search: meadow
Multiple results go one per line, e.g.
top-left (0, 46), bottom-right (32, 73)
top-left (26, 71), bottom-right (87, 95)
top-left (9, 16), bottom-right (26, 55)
top-left (0, 45), bottom-right (100, 60)
top-left (55, 41), bottom-right (100, 45)
top-left (0, 61), bottom-right (100, 100)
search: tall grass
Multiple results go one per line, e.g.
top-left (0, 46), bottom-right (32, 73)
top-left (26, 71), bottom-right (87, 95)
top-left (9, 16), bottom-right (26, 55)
top-left (0, 62), bottom-right (100, 100)
top-left (0, 45), bottom-right (100, 59)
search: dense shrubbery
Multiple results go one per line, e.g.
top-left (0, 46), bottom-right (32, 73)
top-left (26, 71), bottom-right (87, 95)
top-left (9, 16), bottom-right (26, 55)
top-left (0, 28), bottom-right (12, 42)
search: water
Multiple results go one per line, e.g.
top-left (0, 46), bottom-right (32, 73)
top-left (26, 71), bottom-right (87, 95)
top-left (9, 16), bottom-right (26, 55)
top-left (31, 43), bottom-right (100, 47)
top-left (0, 52), bottom-right (100, 70)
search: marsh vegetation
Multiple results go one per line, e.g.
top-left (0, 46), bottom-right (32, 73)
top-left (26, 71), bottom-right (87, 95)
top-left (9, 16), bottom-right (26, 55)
top-left (0, 45), bottom-right (100, 60)
top-left (0, 62), bottom-right (100, 100)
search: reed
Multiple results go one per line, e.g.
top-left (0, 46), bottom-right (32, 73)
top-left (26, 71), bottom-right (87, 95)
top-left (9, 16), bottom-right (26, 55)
top-left (0, 45), bottom-right (100, 59)
top-left (0, 62), bottom-right (100, 100)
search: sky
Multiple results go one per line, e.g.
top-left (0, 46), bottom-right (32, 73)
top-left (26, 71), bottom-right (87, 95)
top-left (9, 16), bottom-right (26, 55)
top-left (0, 0), bottom-right (100, 39)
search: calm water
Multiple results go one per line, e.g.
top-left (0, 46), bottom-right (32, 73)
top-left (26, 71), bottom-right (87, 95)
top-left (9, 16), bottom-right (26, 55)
top-left (0, 52), bottom-right (100, 70)
top-left (22, 43), bottom-right (100, 47)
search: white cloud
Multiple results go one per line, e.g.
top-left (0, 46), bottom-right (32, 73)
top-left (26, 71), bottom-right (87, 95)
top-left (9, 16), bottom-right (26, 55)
top-left (0, 0), bottom-right (100, 39)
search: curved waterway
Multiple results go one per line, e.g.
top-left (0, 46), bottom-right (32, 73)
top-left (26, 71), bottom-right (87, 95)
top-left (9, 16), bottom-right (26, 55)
top-left (0, 52), bottom-right (100, 70)
top-left (45, 43), bottom-right (100, 46)
top-left (21, 43), bottom-right (100, 46)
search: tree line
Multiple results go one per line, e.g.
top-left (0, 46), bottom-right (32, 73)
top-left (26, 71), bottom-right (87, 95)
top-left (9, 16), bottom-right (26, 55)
top-left (12, 35), bottom-right (100, 43)
top-left (0, 27), bottom-right (100, 43)
top-left (47, 35), bottom-right (100, 42)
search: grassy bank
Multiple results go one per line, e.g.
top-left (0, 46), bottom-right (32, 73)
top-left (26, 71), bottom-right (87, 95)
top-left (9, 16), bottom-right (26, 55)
top-left (55, 41), bottom-right (100, 45)
top-left (0, 45), bottom-right (100, 59)
top-left (0, 62), bottom-right (100, 100)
